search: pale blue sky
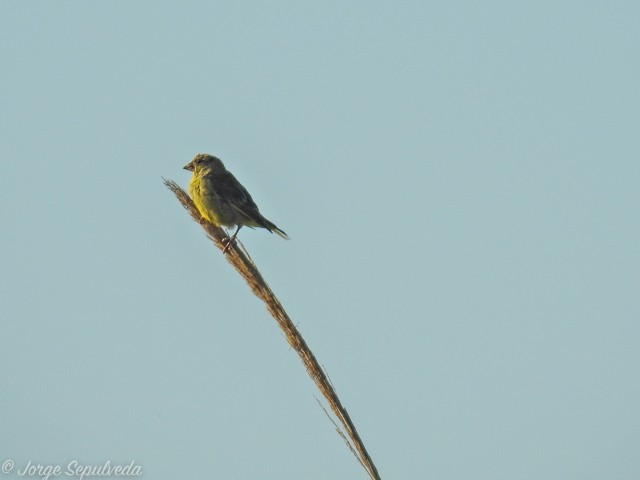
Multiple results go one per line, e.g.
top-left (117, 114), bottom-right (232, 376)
top-left (2, 2), bottom-right (639, 479)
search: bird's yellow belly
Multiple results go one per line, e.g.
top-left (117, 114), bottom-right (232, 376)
top-left (190, 177), bottom-right (237, 226)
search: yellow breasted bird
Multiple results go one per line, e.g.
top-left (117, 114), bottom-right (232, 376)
top-left (183, 154), bottom-right (288, 251)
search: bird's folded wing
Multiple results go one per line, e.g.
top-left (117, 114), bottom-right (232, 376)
top-left (205, 171), bottom-right (264, 224)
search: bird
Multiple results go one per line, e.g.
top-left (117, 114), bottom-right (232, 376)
top-left (183, 153), bottom-right (288, 252)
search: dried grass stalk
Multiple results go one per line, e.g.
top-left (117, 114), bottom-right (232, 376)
top-left (164, 179), bottom-right (381, 480)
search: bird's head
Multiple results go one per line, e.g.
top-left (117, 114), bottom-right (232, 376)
top-left (183, 154), bottom-right (226, 173)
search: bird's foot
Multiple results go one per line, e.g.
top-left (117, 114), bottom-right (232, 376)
top-left (222, 236), bottom-right (237, 254)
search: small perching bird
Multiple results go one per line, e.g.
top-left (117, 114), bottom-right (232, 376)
top-left (183, 153), bottom-right (288, 252)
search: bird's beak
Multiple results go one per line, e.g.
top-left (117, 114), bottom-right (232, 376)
top-left (183, 162), bottom-right (194, 171)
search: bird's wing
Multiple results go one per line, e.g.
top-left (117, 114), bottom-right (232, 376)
top-left (206, 171), bottom-right (265, 225)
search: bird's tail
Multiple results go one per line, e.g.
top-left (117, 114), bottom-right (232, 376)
top-left (273, 227), bottom-right (289, 240)
top-left (263, 218), bottom-right (289, 239)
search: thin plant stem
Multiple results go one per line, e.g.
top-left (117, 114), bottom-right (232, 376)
top-left (164, 179), bottom-right (381, 480)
